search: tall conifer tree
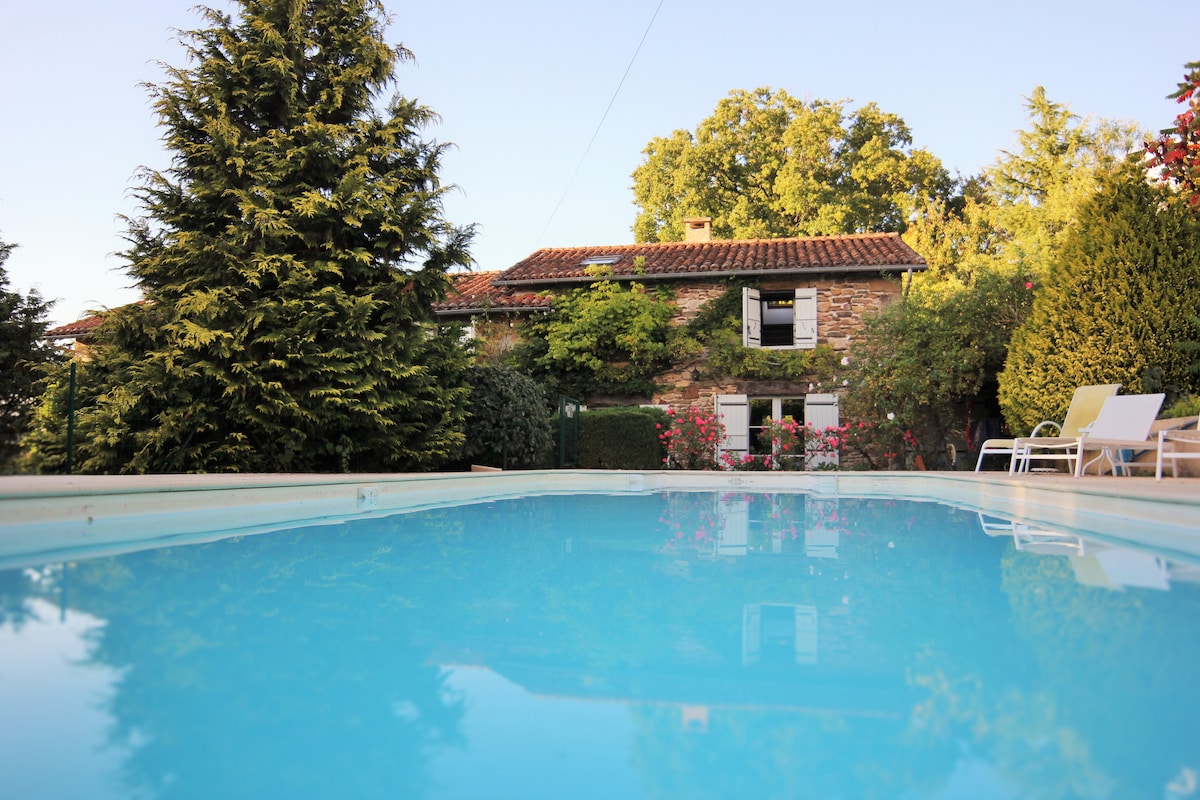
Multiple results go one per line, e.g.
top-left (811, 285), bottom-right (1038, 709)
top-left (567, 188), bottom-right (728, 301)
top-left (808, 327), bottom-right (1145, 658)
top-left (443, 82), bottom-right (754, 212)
top-left (998, 161), bottom-right (1200, 433)
top-left (0, 237), bottom-right (56, 471)
top-left (80, 0), bottom-right (474, 472)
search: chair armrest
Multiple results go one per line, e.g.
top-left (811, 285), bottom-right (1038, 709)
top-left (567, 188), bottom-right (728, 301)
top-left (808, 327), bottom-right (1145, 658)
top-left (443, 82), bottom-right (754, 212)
top-left (1159, 428), bottom-right (1200, 443)
top-left (1029, 420), bottom-right (1062, 438)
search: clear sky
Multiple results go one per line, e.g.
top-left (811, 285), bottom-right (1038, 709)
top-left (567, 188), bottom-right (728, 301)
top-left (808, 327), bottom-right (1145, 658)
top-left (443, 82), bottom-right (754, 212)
top-left (0, 0), bottom-right (1194, 327)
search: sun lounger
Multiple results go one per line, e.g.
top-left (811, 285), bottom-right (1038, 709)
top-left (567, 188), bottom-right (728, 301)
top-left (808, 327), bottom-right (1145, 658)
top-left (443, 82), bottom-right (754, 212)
top-left (1155, 420), bottom-right (1200, 480)
top-left (1012, 393), bottom-right (1165, 477)
top-left (975, 383), bottom-right (1120, 473)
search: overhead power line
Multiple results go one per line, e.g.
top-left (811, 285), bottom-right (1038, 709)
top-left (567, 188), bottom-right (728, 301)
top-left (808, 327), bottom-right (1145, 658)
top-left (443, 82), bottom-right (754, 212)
top-left (534, 0), bottom-right (666, 249)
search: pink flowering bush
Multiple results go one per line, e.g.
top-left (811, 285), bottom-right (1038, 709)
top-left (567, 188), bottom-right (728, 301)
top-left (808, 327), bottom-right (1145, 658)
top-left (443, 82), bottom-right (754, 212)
top-left (659, 407), bottom-right (920, 472)
top-left (720, 450), bottom-right (774, 470)
top-left (719, 416), bottom-right (842, 471)
top-left (658, 406), bottom-right (726, 470)
top-left (833, 418), bottom-right (920, 470)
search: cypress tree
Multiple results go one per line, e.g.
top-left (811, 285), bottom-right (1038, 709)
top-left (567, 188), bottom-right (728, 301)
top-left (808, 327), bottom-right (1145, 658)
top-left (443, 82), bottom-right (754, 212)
top-left (0, 237), bottom-right (57, 471)
top-left (78, 0), bottom-right (474, 473)
top-left (998, 160), bottom-right (1200, 433)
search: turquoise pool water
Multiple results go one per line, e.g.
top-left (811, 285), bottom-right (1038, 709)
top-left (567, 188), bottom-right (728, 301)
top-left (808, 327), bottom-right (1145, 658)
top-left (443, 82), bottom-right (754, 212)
top-left (2, 489), bottom-right (1198, 799)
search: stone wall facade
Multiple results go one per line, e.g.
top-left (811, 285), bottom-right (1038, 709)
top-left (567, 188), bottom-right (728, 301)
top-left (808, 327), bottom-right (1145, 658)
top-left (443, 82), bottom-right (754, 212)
top-left (462, 273), bottom-right (905, 410)
top-left (668, 275), bottom-right (901, 351)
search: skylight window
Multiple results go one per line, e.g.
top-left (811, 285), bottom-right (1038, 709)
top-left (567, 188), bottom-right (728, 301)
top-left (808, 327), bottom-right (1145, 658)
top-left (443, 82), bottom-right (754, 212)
top-left (579, 255), bottom-right (623, 266)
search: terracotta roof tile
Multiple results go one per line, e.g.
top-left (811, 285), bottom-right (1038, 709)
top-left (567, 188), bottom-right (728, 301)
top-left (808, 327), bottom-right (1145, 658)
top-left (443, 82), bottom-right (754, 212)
top-left (433, 271), bottom-right (550, 314)
top-left (495, 232), bottom-right (925, 286)
top-left (44, 314), bottom-right (107, 339)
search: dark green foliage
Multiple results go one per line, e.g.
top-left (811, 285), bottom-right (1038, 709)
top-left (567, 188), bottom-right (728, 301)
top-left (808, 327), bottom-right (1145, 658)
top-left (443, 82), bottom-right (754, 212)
top-left (845, 269), bottom-right (1034, 466)
top-left (681, 278), bottom-right (754, 340)
top-left (44, 0), bottom-right (474, 473)
top-left (577, 406), bottom-right (668, 469)
top-left (704, 330), bottom-right (837, 382)
top-left (1178, 315), bottom-right (1200, 378)
top-left (457, 365), bottom-right (553, 469)
top-left (519, 280), bottom-right (674, 399)
top-left (999, 161), bottom-right (1200, 433)
top-left (0, 238), bottom-right (57, 472)
top-left (23, 354), bottom-right (106, 474)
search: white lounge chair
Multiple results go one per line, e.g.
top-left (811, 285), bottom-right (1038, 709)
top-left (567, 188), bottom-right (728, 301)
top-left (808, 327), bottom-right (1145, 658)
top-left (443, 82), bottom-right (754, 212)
top-left (1073, 393), bottom-right (1166, 476)
top-left (982, 383), bottom-right (1120, 474)
top-left (1014, 393), bottom-right (1165, 477)
top-left (1155, 420), bottom-right (1200, 480)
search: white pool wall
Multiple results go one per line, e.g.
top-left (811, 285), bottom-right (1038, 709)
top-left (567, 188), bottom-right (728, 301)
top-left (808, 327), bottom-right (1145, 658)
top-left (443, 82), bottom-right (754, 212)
top-left (1, 470), bottom-right (1198, 568)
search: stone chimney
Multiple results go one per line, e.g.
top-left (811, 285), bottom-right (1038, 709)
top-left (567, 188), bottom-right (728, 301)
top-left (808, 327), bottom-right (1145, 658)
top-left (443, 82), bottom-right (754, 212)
top-left (683, 217), bottom-right (712, 243)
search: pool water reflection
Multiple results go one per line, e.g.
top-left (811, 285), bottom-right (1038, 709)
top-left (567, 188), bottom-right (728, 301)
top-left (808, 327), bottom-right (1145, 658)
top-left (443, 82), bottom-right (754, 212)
top-left (1, 491), bottom-right (1198, 799)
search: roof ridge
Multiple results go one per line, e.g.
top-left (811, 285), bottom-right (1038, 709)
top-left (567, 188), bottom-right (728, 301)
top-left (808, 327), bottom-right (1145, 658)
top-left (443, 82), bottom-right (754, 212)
top-left (451, 269), bottom-right (505, 277)
top-left (529, 231), bottom-right (901, 255)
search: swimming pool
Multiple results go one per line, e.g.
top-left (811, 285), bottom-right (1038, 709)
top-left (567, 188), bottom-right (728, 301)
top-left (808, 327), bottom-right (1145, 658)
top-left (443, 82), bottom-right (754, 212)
top-left (2, 472), bottom-right (1199, 799)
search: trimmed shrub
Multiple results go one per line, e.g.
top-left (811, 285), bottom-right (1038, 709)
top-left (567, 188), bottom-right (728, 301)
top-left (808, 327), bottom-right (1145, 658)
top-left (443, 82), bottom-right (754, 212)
top-left (577, 407), bottom-right (668, 469)
top-left (458, 365), bottom-right (553, 469)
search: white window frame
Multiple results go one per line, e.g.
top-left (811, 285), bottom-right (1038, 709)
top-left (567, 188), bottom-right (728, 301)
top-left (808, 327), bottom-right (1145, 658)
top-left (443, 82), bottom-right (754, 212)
top-left (742, 287), bottom-right (817, 350)
top-left (716, 393), bottom-right (840, 469)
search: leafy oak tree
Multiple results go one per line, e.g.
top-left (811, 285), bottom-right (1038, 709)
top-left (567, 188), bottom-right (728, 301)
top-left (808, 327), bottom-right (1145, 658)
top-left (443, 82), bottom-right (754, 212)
top-left (631, 87), bottom-right (955, 242)
top-left (0, 237), bottom-right (57, 471)
top-left (50, 0), bottom-right (474, 473)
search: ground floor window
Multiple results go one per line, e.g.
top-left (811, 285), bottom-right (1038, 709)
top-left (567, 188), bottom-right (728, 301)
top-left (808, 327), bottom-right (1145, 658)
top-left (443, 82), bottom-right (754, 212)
top-left (716, 393), bottom-right (839, 468)
top-left (749, 397), bottom-right (806, 455)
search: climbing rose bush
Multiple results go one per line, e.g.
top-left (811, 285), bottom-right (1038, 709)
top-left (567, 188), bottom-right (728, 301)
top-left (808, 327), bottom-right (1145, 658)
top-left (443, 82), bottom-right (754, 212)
top-left (719, 416), bottom-right (841, 471)
top-left (659, 406), bottom-right (919, 471)
top-left (658, 406), bottom-right (725, 470)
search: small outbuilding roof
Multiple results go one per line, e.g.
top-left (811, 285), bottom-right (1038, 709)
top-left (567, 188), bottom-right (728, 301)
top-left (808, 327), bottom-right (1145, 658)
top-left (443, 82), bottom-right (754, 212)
top-left (433, 271), bottom-right (550, 316)
top-left (44, 314), bottom-right (108, 339)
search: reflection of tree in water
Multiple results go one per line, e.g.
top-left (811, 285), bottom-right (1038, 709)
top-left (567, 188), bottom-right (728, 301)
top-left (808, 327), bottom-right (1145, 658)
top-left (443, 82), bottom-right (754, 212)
top-left (62, 514), bottom-right (472, 800)
top-left (0, 565), bottom-right (42, 630)
top-left (994, 550), bottom-right (1200, 800)
top-left (628, 494), bottom-right (1027, 799)
top-left (25, 491), bottom-right (1200, 799)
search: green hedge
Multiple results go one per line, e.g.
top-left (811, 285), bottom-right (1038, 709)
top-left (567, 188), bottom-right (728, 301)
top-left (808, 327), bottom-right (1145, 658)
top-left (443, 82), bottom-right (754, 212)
top-left (577, 407), bottom-right (668, 469)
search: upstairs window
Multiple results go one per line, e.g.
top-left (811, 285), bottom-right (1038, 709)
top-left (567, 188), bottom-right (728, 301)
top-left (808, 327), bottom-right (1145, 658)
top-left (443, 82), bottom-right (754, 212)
top-left (742, 288), bottom-right (817, 349)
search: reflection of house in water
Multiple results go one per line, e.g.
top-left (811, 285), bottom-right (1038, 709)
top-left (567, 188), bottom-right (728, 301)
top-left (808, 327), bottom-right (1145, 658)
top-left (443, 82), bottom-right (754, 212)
top-left (426, 493), bottom-right (937, 732)
top-left (742, 603), bottom-right (818, 666)
top-left (714, 494), bottom-right (841, 559)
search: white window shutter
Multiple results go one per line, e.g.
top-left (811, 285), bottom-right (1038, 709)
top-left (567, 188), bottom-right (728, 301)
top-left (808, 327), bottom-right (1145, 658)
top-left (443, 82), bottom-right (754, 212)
top-left (716, 496), bottom-right (750, 556)
top-left (793, 287), bottom-right (817, 349)
top-left (804, 393), bottom-right (839, 469)
top-left (741, 605), bottom-right (762, 666)
top-left (742, 288), bottom-right (762, 348)
top-left (715, 393), bottom-right (749, 459)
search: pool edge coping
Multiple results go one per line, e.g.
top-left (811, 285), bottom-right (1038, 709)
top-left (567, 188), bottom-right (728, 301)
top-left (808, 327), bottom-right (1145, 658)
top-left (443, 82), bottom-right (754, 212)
top-left (1, 470), bottom-right (1197, 567)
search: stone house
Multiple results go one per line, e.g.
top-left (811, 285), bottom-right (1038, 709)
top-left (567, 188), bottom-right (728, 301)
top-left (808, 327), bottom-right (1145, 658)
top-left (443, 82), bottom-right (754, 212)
top-left (42, 313), bottom-right (111, 360)
top-left (435, 219), bottom-right (926, 461)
